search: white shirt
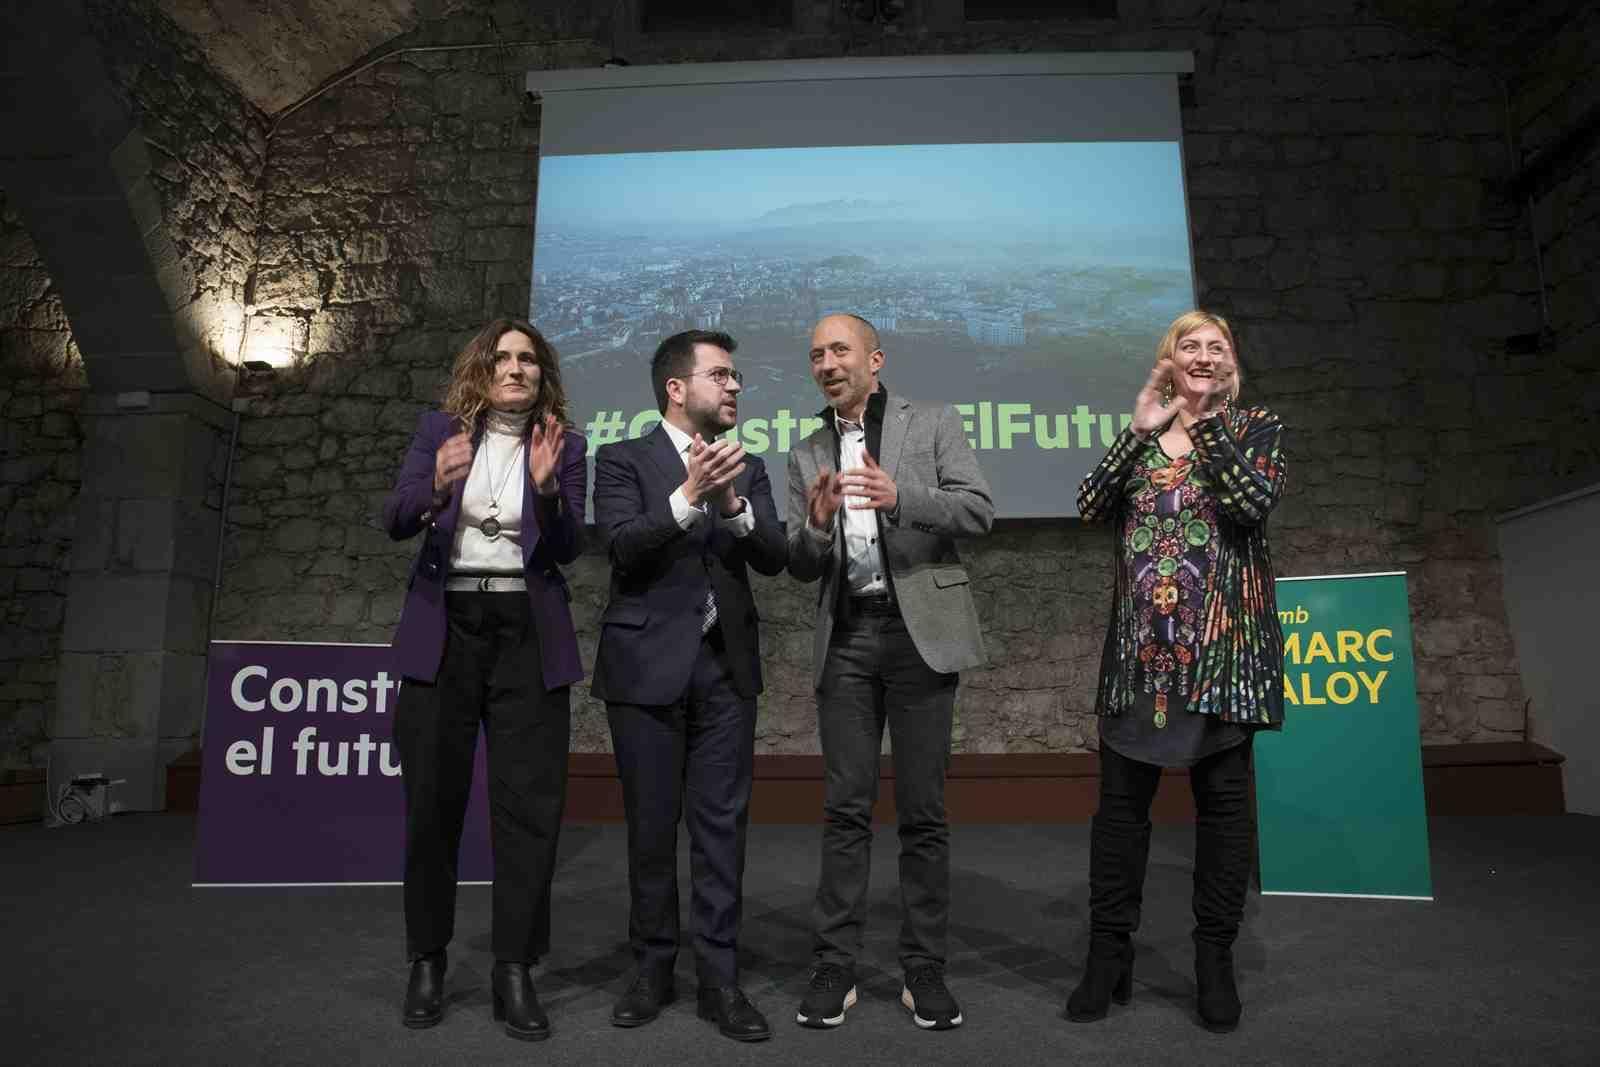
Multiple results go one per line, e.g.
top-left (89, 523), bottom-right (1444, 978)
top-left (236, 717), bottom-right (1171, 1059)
top-left (806, 411), bottom-right (888, 597)
top-left (660, 420), bottom-right (755, 538)
top-left (451, 409), bottom-right (530, 573)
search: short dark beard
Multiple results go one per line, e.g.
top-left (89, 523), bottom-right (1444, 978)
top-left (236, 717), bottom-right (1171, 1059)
top-left (689, 397), bottom-right (734, 438)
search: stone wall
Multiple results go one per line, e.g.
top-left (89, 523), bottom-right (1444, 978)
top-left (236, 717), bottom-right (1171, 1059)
top-left (220, 0), bottom-right (1570, 754)
top-left (0, 193), bottom-right (87, 771)
top-left (213, 33), bottom-right (606, 657)
top-left (5, 2), bottom-right (1589, 767)
top-left (1511, 1), bottom-right (1600, 494)
top-left (86, 0), bottom-right (270, 387)
top-left (0, 0), bottom-right (267, 774)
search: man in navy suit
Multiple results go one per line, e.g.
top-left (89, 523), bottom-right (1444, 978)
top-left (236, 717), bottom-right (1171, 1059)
top-left (591, 329), bottom-right (787, 1042)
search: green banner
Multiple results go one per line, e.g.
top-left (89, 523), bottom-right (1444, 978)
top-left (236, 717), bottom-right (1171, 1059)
top-left (1255, 572), bottom-right (1433, 899)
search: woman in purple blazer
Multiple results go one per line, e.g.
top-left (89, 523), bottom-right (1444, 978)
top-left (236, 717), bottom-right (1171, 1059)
top-left (382, 317), bottom-right (587, 1042)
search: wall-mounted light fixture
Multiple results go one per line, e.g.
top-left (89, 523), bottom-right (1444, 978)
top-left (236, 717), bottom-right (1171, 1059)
top-left (844, 0), bottom-right (906, 24)
top-left (240, 313), bottom-right (303, 369)
top-left (234, 358), bottom-right (279, 401)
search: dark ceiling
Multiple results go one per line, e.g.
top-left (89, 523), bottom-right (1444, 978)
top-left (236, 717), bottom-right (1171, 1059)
top-left (148, 0), bottom-right (1575, 118)
top-left (153, 0), bottom-right (431, 114)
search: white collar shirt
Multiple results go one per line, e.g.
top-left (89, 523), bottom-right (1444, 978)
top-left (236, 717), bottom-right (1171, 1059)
top-left (833, 411), bottom-right (888, 597)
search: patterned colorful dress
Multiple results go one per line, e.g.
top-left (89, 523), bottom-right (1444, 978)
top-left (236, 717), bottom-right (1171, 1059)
top-left (1078, 405), bottom-right (1288, 766)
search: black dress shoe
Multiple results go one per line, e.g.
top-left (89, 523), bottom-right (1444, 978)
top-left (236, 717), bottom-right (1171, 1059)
top-left (491, 960), bottom-right (550, 1041)
top-left (402, 950), bottom-right (446, 1029)
top-left (697, 985), bottom-right (772, 1042)
top-left (612, 971), bottom-right (675, 1027)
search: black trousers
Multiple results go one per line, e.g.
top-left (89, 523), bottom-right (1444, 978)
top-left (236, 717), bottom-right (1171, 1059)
top-left (812, 607), bottom-right (958, 972)
top-left (1089, 738), bottom-right (1254, 949)
top-left (393, 591), bottom-right (571, 963)
top-left (606, 630), bottom-right (755, 987)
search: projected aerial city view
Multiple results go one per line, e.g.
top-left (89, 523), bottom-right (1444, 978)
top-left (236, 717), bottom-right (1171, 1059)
top-left (530, 142), bottom-right (1195, 515)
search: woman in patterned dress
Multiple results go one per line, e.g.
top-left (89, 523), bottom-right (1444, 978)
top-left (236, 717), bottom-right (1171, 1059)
top-left (1066, 310), bottom-right (1287, 1033)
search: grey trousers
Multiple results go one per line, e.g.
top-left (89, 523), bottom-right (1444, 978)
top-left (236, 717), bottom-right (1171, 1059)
top-left (811, 607), bottom-right (957, 972)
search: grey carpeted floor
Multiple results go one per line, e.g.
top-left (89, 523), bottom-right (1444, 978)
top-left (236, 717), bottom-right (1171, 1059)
top-left (4, 814), bottom-right (1598, 1065)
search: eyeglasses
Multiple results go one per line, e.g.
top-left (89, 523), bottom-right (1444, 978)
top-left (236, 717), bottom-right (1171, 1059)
top-left (683, 368), bottom-right (743, 387)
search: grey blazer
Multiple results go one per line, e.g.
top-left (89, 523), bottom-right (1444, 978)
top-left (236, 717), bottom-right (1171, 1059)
top-left (786, 393), bottom-right (994, 687)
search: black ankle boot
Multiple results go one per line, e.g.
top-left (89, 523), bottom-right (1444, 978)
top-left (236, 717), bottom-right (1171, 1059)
top-left (1064, 936), bottom-right (1133, 1023)
top-left (1194, 941), bottom-right (1241, 1032)
top-left (402, 950), bottom-right (446, 1028)
top-left (491, 961), bottom-right (550, 1041)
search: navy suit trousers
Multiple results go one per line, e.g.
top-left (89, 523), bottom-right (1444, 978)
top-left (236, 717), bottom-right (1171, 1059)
top-left (607, 629), bottom-right (756, 987)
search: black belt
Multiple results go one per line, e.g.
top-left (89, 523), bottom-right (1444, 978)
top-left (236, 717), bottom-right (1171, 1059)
top-left (848, 593), bottom-right (898, 616)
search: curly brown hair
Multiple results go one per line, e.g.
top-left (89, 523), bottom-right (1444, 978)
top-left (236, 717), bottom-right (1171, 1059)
top-left (441, 317), bottom-right (571, 432)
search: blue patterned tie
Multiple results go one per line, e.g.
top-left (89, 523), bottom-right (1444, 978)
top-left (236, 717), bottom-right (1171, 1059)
top-left (701, 586), bottom-right (718, 634)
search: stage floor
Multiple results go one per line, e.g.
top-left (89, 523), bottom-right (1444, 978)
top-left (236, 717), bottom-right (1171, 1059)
top-left (5, 815), bottom-right (1598, 1065)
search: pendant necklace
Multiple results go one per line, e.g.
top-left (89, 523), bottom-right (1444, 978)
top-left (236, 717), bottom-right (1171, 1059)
top-left (479, 439), bottom-right (524, 541)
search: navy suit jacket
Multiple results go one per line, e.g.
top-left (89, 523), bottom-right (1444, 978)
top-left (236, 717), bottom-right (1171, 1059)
top-left (383, 410), bottom-right (587, 688)
top-left (590, 425), bottom-right (787, 704)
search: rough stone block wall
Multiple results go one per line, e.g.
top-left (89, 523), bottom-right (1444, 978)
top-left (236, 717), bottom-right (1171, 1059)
top-left (5, 1), bottom-right (1590, 769)
top-left (212, 37), bottom-right (601, 654)
top-left (220, 0), bottom-right (1569, 754)
top-left (0, 0), bottom-right (267, 771)
top-left (1512, 1), bottom-right (1600, 492)
top-left (0, 194), bottom-right (86, 771)
top-left (86, 0), bottom-right (270, 380)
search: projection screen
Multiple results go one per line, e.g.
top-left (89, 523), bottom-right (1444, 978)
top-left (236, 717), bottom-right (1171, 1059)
top-left (526, 53), bottom-right (1196, 518)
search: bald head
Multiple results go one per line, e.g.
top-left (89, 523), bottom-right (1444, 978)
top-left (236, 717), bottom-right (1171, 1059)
top-left (809, 313), bottom-right (884, 421)
top-left (838, 314), bottom-right (879, 353)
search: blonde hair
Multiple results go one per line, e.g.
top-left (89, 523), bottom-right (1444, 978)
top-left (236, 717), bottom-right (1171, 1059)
top-left (441, 317), bottom-right (571, 432)
top-left (1157, 310), bottom-right (1243, 401)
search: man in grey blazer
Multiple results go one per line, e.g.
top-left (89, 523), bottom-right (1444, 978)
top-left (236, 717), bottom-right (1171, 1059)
top-left (786, 313), bottom-right (993, 1032)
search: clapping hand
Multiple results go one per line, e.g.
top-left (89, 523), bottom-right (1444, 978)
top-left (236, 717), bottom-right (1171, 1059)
top-left (1131, 359), bottom-right (1234, 436)
top-left (805, 468), bottom-right (844, 530)
top-left (1131, 359), bottom-right (1176, 437)
top-left (527, 414), bottom-right (565, 497)
top-left (683, 435), bottom-right (747, 511)
top-left (839, 451), bottom-right (897, 513)
top-left (433, 430), bottom-right (473, 497)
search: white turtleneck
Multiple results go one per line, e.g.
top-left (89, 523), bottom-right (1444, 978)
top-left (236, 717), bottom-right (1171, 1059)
top-left (450, 407), bottom-right (532, 574)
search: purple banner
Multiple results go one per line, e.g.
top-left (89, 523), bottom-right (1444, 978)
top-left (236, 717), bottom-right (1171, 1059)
top-left (193, 641), bottom-right (491, 886)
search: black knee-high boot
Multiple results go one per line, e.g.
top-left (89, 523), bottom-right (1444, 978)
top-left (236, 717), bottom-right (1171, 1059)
top-left (1067, 796), bottom-right (1153, 1021)
top-left (1191, 741), bottom-right (1253, 1032)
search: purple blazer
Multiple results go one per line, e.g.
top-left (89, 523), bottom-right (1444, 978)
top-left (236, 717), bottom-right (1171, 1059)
top-left (383, 410), bottom-right (588, 689)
